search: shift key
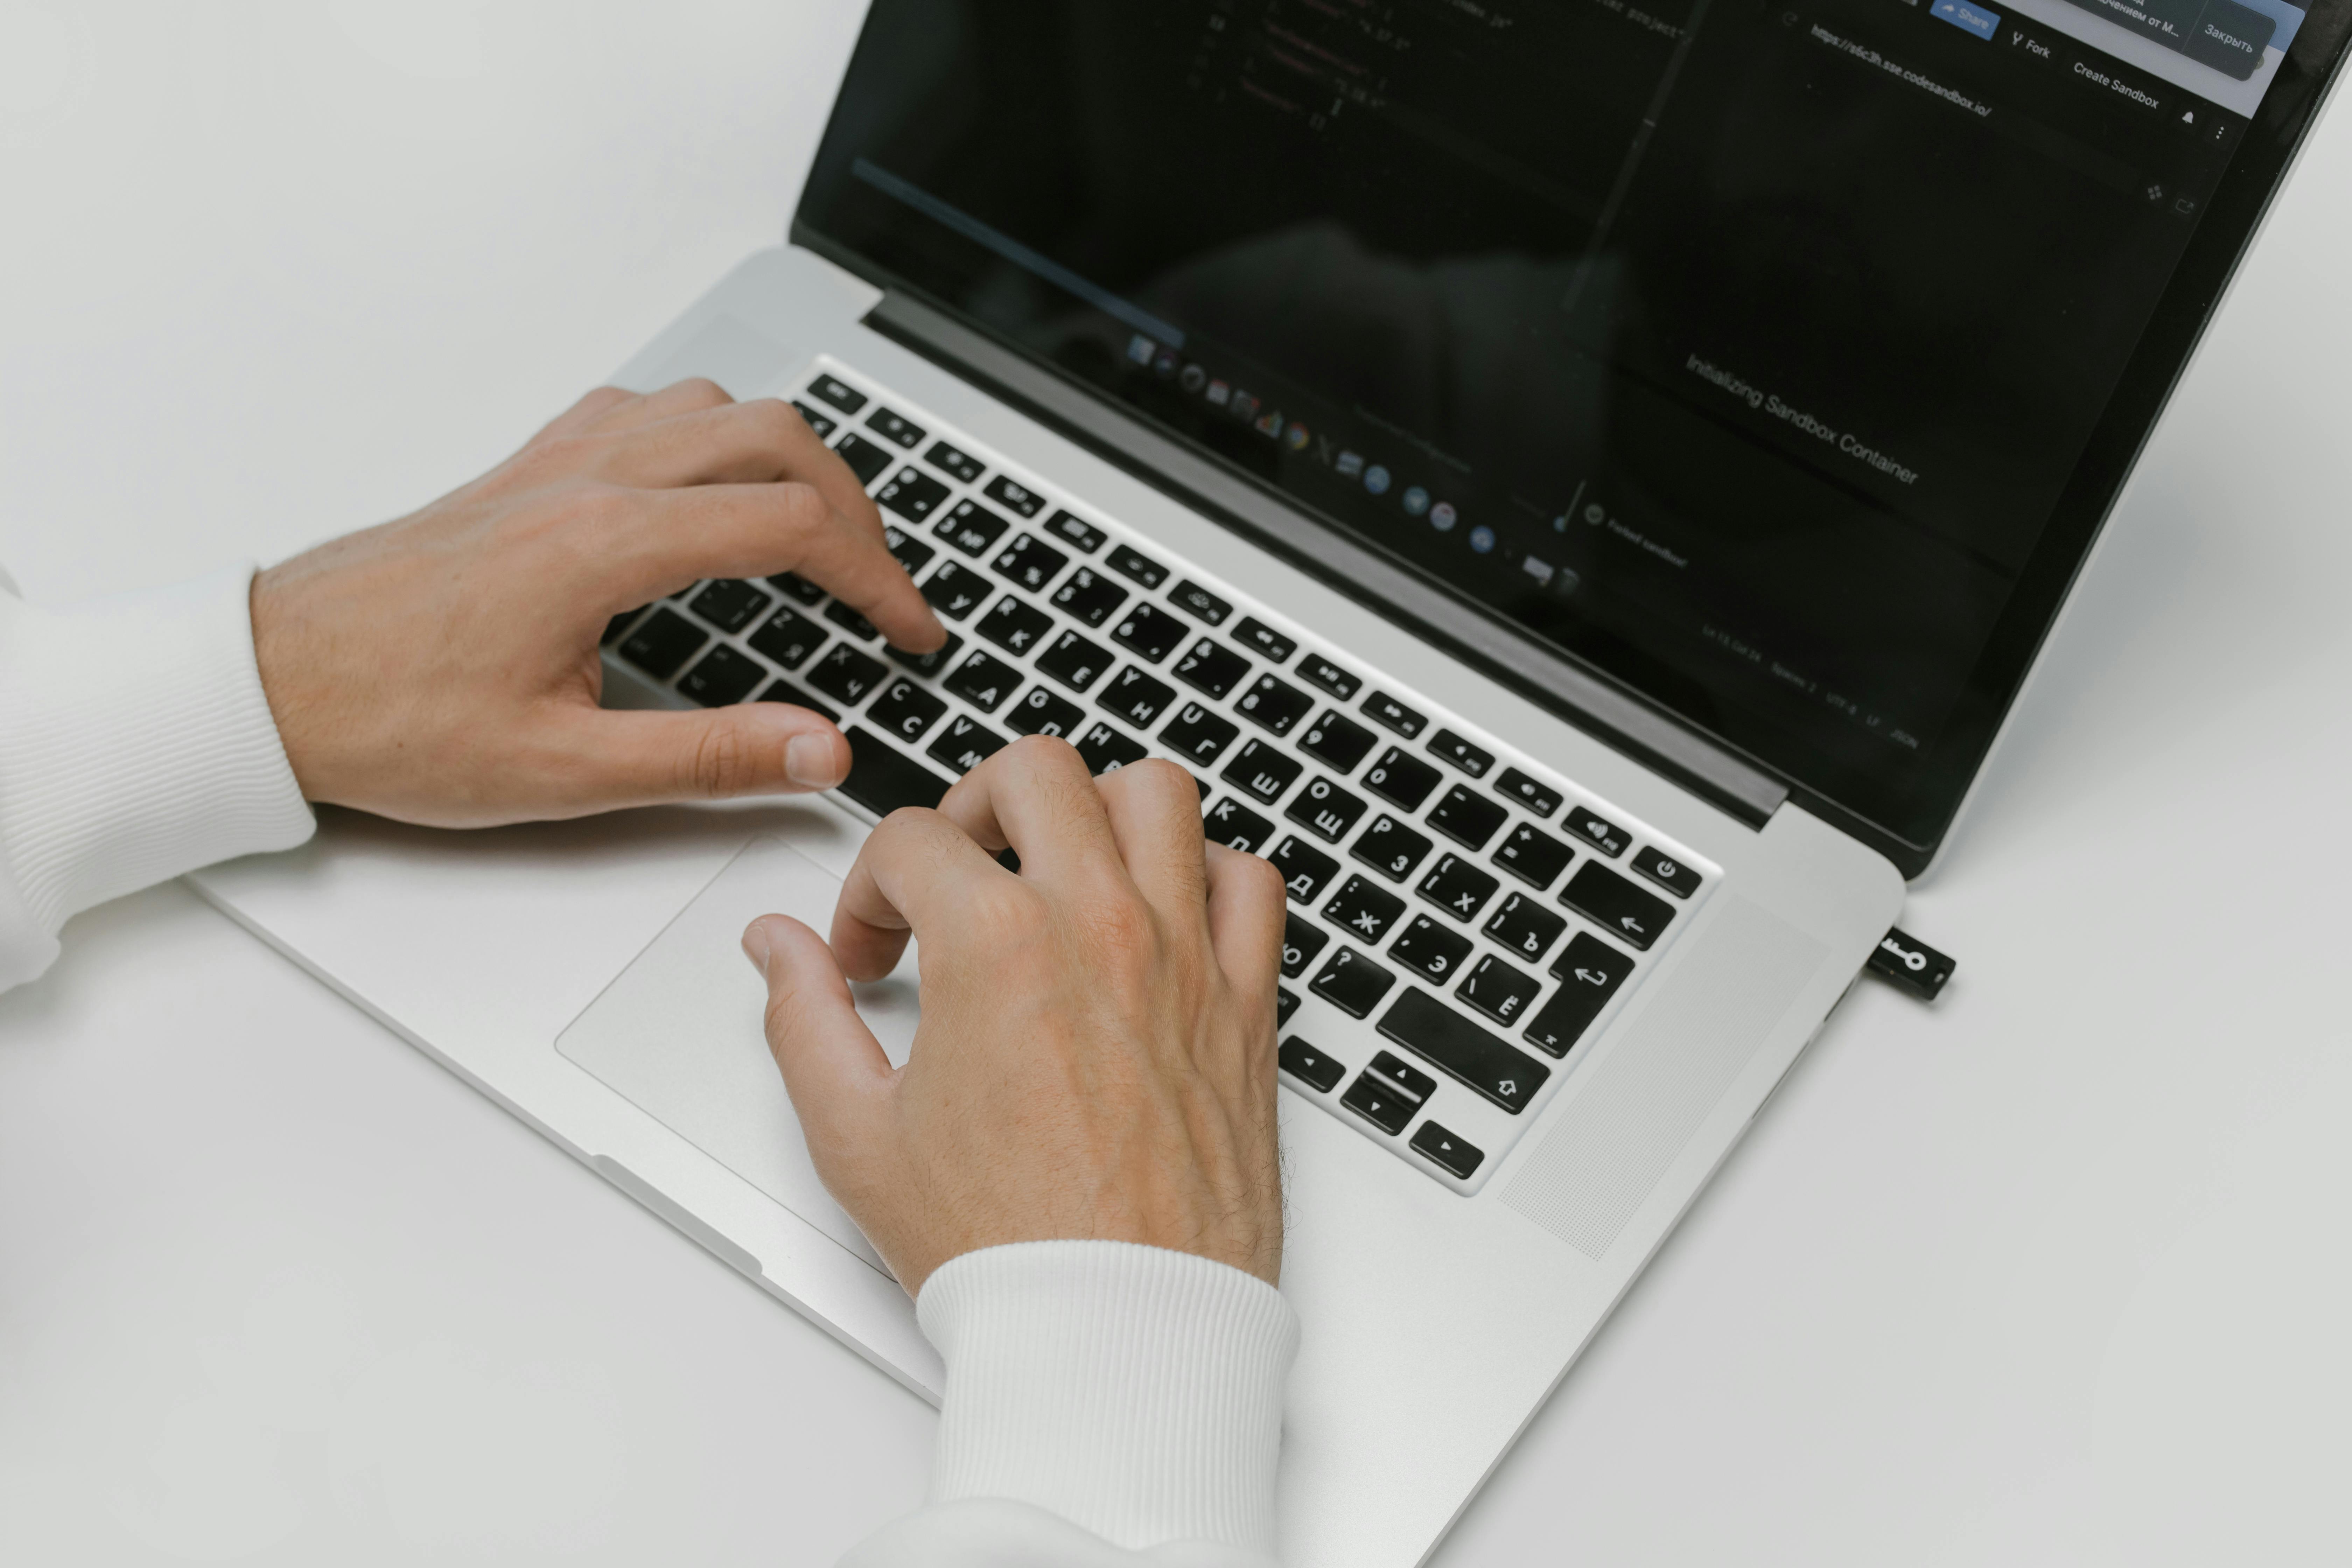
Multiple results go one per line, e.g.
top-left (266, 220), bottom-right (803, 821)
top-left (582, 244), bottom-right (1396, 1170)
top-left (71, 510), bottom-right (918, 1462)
top-left (1376, 989), bottom-right (1550, 1114)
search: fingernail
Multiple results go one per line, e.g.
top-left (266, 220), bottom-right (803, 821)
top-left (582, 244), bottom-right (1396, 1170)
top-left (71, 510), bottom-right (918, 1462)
top-left (742, 920), bottom-right (771, 972)
top-left (786, 733), bottom-right (844, 788)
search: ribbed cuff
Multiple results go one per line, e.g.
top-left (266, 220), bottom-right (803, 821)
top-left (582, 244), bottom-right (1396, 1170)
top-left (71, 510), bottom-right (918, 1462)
top-left (0, 564), bottom-right (314, 987)
top-left (916, 1241), bottom-right (1299, 1556)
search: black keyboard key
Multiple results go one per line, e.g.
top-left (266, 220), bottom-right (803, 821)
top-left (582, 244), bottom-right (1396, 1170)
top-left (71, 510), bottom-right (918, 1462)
top-left (883, 525), bottom-right (938, 576)
top-left (1051, 567), bottom-right (1129, 628)
top-left (1363, 748), bottom-right (1442, 812)
top-left (1036, 628), bottom-right (1113, 693)
top-left (1427, 729), bottom-right (1495, 777)
top-left (1205, 796), bottom-right (1275, 854)
top-left (1410, 1121), bottom-right (1484, 1180)
top-left (1110, 601), bottom-right (1185, 663)
top-left (1484, 892), bottom-right (1567, 963)
top-left (983, 475), bottom-right (1047, 517)
top-left (1278, 987), bottom-right (1300, 1027)
top-left (1106, 543), bottom-right (1169, 589)
top-left (823, 600), bottom-right (879, 641)
top-left (1369, 1049), bottom-right (1439, 1102)
top-left (1298, 654), bottom-right (1361, 701)
top-left (1494, 822), bottom-right (1575, 889)
top-left (919, 560), bottom-right (991, 621)
top-left (1351, 814), bottom-right (1433, 883)
top-left (867, 676), bottom-right (950, 743)
top-left (769, 572), bottom-right (826, 605)
top-left (1234, 674), bottom-right (1314, 737)
top-left (1168, 579), bottom-right (1233, 624)
top-left (1074, 720), bottom-right (1148, 775)
top-left (877, 468), bottom-right (951, 524)
top-left (602, 607), bottom-right (646, 646)
top-left (1427, 784), bottom-right (1509, 851)
top-left (1361, 691), bottom-right (1427, 738)
top-left (1340, 1070), bottom-right (1415, 1135)
top-left (806, 642), bottom-right (889, 706)
top-left (1564, 805), bottom-right (1631, 858)
top-left (1312, 946), bottom-right (1396, 1020)
top-left (1232, 616), bottom-right (1297, 663)
top-left (866, 407), bottom-right (925, 448)
top-left (1221, 739), bottom-right (1302, 805)
top-left (1279, 1035), bottom-right (1344, 1093)
top-left (1495, 767), bottom-right (1563, 819)
top-left (1103, 666), bottom-right (1177, 729)
top-left (839, 727), bottom-right (951, 817)
top-left (992, 533), bottom-right (1069, 594)
top-left (1390, 915), bottom-right (1474, 984)
top-left (748, 606), bottom-right (827, 670)
top-left (1630, 845), bottom-right (1703, 899)
top-left (1161, 702), bottom-right (1241, 767)
top-left (1456, 955), bottom-right (1541, 1028)
top-left (1270, 836), bottom-right (1341, 904)
top-left (1299, 710), bottom-right (1378, 774)
top-left (1173, 639), bottom-right (1252, 700)
top-left (927, 713), bottom-right (1009, 775)
top-left (1416, 853), bottom-right (1499, 922)
top-left (1285, 776), bottom-right (1366, 843)
top-left (1006, 684), bottom-right (1085, 739)
top-left (808, 374), bottom-right (866, 414)
top-left (976, 595), bottom-right (1054, 656)
top-left (936, 652), bottom-right (1014, 712)
top-left (1280, 914), bottom-right (1328, 980)
top-left (884, 632), bottom-right (963, 676)
top-left (617, 608), bottom-right (707, 679)
top-left (1378, 989), bottom-right (1549, 1114)
top-left (1323, 874), bottom-right (1406, 945)
top-left (1043, 509), bottom-right (1106, 553)
top-left (938, 499), bottom-right (1013, 558)
top-left (1528, 934), bottom-right (1635, 1057)
top-left (832, 431), bottom-right (894, 486)
top-left (677, 644), bottom-right (765, 706)
top-left (756, 678), bottom-right (837, 722)
top-left (1561, 862), bottom-right (1674, 951)
top-left (924, 440), bottom-right (984, 483)
top-left (790, 401), bottom-right (837, 439)
top-left (687, 578), bottom-right (772, 634)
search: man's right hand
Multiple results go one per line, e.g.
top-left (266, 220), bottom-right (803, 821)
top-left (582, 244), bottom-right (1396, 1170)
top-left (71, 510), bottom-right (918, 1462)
top-left (742, 741), bottom-right (1289, 1295)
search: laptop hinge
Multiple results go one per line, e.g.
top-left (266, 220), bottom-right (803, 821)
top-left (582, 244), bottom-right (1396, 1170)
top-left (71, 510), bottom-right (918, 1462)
top-left (861, 288), bottom-right (1791, 828)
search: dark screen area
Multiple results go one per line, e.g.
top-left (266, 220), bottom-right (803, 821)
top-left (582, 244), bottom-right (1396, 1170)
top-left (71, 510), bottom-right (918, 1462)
top-left (797, 0), bottom-right (2339, 854)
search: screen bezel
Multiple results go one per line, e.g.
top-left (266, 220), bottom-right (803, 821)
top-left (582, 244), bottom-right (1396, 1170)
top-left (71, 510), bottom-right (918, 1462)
top-left (789, 3), bottom-right (2351, 877)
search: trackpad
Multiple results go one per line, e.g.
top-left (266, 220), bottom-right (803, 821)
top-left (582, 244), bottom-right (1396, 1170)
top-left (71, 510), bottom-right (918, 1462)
top-left (555, 836), bottom-right (915, 1273)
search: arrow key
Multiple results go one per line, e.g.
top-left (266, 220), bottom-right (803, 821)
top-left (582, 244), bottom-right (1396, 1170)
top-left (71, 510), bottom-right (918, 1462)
top-left (1409, 1120), bottom-right (1485, 1180)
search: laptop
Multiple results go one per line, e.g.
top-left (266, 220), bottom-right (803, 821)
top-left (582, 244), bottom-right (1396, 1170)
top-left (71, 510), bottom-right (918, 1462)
top-left (192, 1), bottom-right (2348, 1562)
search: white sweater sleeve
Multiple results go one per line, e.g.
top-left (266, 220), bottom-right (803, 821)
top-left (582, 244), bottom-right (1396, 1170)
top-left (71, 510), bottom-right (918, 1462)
top-left (844, 1241), bottom-right (1300, 1568)
top-left (0, 564), bottom-right (315, 991)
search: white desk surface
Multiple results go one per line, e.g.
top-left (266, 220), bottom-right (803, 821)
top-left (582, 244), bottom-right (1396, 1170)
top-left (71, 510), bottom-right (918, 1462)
top-left (3, 4), bottom-right (2346, 1563)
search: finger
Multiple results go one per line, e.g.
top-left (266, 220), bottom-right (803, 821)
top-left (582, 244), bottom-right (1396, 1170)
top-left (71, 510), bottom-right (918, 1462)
top-left (579, 376), bottom-right (735, 435)
top-left (530, 699), bottom-right (852, 814)
top-left (831, 806), bottom-right (1020, 982)
top-left (1204, 841), bottom-right (1286, 1004)
top-left (1092, 758), bottom-right (1210, 915)
top-left (743, 914), bottom-right (894, 1181)
top-left (586, 481), bottom-right (941, 652)
top-left (931, 736), bottom-right (1124, 890)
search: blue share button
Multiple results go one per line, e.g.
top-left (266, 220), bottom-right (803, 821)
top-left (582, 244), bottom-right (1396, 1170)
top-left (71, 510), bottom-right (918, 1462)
top-left (1929, 0), bottom-right (2002, 37)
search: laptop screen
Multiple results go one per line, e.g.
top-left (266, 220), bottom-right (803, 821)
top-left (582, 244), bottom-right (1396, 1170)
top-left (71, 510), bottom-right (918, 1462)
top-left (797, 0), bottom-right (2343, 859)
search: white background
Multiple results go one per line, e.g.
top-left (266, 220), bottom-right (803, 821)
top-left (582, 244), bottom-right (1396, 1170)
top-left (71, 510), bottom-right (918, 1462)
top-left (2, 2), bottom-right (2347, 1562)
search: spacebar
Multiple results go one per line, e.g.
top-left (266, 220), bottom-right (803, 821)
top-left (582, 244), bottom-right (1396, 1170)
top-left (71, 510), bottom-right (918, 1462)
top-left (1377, 988), bottom-right (1550, 1115)
top-left (839, 727), bottom-right (951, 818)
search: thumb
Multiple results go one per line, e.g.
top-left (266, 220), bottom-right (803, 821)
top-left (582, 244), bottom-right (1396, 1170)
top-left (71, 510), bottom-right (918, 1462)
top-left (557, 701), bottom-right (853, 809)
top-left (743, 914), bottom-right (894, 1186)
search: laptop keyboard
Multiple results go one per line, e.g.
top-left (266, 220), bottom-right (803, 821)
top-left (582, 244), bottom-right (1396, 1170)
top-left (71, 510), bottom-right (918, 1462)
top-left (601, 360), bottom-right (1717, 1193)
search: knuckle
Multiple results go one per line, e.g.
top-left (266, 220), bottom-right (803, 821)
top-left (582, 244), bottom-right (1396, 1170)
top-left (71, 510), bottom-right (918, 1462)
top-left (743, 397), bottom-right (802, 446)
top-left (773, 481), bottom-right (832, 533)
top-left (671, 376), bottom-right (731, 407)
top-left (682, 722), bottom-right (761, 799)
